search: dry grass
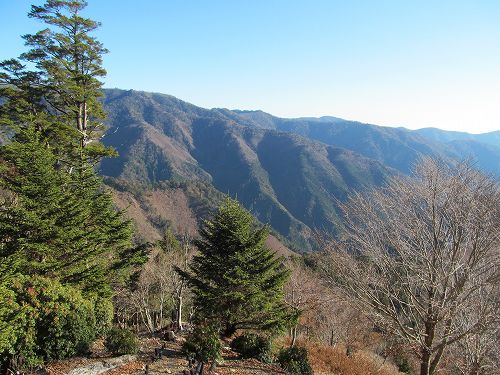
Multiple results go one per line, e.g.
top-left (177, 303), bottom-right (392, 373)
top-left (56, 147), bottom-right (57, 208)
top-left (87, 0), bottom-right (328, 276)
top-left (301, 340), bottom-right (402, 375)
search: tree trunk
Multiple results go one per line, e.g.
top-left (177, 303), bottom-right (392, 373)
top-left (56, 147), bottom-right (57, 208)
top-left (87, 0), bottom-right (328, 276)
top-left (420, 348), bottom-right (432, 375)
top-left (290, 325), bottom-right (298, 347)
top-left (329, 328), bottom-right (336, 347)
top-left (420, 312), bottom-right (436, 375)
top-left (143, 306), bottom-right (154, 333)
top-left (159, 290), bottom-right (165, 330)
top-left (83, 101), bottom-right (87, 132)
top-left (176, 295), bottom-right (183, 330)
top-left (195, 362), bottom-right (204, 375)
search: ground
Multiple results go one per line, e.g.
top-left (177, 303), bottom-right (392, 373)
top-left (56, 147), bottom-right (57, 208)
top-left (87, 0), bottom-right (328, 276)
top-left (41, 334), bottom-right (289, 375)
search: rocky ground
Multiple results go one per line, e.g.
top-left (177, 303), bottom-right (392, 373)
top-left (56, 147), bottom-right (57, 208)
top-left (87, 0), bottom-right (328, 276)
top-left (41, 334), bottom-right (289, 375)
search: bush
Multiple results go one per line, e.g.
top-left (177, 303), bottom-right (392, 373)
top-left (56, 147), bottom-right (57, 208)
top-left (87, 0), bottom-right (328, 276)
top-left (0, 276), bottom-right (97, 370)
top-left (93, 296), bottom-right (114, 337)
top-left (182, 323), bottom-right (222, 363)
top-left (104, 327), bottom-right (138, 355)
top-left (231, 333), bottom-right (272, 363)
top-left (393, 354), bottom-right (413, 374)
top-left (278, 346), bottom-right (313, 375)
top-left (0, 284), bottom-right (29, 369)
top-left (304, 341), bottom-right (401, 375)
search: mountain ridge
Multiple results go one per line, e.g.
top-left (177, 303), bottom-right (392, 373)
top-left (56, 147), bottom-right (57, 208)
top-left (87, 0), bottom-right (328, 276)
top-left (100, 89), bottom-right (393, 250)
top-left (99, 89), bottom-right (499, 250)
top-left (228, 108), bottom-right (500, 174)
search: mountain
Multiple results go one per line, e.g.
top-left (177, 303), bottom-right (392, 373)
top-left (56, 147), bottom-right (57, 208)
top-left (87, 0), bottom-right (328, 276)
top-left (100, 89), bottom-right (392, 251)
top-left (99, 89), bottom-right (498, 250)
top-left (415, 127), bottom-right (500, 149)
top-left (232, 111), bottom-right (500, 175)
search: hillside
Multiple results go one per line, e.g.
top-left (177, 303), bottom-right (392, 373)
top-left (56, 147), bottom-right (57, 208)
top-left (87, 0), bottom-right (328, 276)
top-left (105, 177), bottom-right (295, 256)
top-left (99, 89), bottom-right (499, 250)
top-left (233, 111), bottom-right (500, 175)
top-left (100, 89), bottom-right (391, 251)
top-left (415, 127), bottom-right (500, 148)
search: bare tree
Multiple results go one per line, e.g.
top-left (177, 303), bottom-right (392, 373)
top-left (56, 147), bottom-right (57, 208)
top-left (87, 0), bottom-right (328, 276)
top-left (321, 159), bottom-right (500, 375)
top-left (127, 229), bottom-right (194, 333)
top-left (452, 285), bottom-right (500, 375)
top-left (168, 232), bottom-right (194, 331)
top-left (129, 256), bottom-right (162, 333)
top-left (284, 257), bottom-right (333, 346)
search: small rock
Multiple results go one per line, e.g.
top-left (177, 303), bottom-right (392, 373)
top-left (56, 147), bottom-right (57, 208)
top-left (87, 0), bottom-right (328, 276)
top-left (165, 330), bottom-right (176, 341)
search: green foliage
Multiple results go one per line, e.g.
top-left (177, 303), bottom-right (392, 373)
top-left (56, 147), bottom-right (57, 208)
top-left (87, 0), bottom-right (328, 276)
top-left (178, 198), bottom-right (294, 337)
top-left (0, 0), bottom-right (113, 163)
top-left (182, 323), bottom-right (222, 363)
top-left (277, 346), bottom-right (313, 375)
top-left (104, 327), bottom-right (138, 355)
top-left (0, 283), bottom-right (26, 363)
top-left (0, 2), bottom-right (140, 370)
top-left (93, 296), bottom-right (114, 337)
top-left (158, 227), bottom-right (181, 253)
top-left (0, 276), bottom-right (96, 369)
top-left (230, 333), bottom-right (273, 363)
top-left (0, 128), bottom-right (133, 294)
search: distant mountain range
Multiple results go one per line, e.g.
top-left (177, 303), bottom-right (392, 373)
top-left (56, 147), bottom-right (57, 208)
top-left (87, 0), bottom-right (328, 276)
top-left (99, 89), bottom-right (500, 251)
top-left (415, 127), bottom-right (500, 148)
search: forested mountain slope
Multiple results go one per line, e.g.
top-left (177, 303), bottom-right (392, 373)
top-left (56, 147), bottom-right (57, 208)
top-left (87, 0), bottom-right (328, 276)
top-left (100, 89), bottom-right (499, 250)
top-left (233, 110), bottom-right (500, 175)
top-left (415, 127), bottom-right (500, 148)
top-left (100, 89), bottom-right (391, 250)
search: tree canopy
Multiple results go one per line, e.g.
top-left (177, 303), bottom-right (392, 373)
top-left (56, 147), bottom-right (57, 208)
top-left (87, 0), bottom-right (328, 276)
top-left (178, 198), bottom-right (294, 337)
top-left (0, 127), bottom-right (132, 295)
top-left (0, 1), bottom-right (136, 369)
top-left (0, 0), bottom-right (114, 164)
top-left (322, 158), bottom-right (500, 375)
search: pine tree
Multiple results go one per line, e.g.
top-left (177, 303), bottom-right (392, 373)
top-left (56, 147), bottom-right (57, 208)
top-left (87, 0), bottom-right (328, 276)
top-left (0, 0), bottom-right (115, 164)
top-left (178, 198), bottom-right (294, 337)
top-left (0, 1), bottom-right (136, 296)
top-left (0, 127), bottom-right (132, 295)
top-left (0, 3), bottom-right (138, 369)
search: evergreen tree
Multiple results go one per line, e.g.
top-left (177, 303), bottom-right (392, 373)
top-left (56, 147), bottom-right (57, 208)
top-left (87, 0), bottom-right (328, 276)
top-left (0, 3), bottom-right (139, 369)
top-left (0, 1), bottom-right (137, 296)
top-left (0, 0), bottom-right (114, 164)
top-left (178, 198), bottom-right (294, 337)
top-left (0, 127), bottom-right (132, 295)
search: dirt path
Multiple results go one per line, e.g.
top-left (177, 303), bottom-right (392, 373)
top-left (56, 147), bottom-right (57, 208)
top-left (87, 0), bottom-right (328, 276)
top-left (42, 335), bottom-right (288, 375)
top-left (135, 337), bottom-right (288, 375)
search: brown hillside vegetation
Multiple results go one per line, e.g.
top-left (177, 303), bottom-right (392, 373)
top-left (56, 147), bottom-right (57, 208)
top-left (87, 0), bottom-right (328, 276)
top-left (303, 340), bottom-right (402, 375)
top-left (111, 187), bottom-right (199, 242)
top-left (109, 183), bottom-right (296, 256)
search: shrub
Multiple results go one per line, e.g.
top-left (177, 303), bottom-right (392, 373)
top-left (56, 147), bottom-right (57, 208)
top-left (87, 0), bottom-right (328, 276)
top-left (104, 327), bottom-right (138, 355)
top-left (1, 276), bottom-right (97, 370)
top-left (182, 323), bottom-right (222, 363)
top-left (303, 340), bottom-right (401, 375)
top-left (0, 284), bottom-right (30, 369)
top-left (278, 346), bottom-right (313, 375)
top-left (393, 354), bottom-right (414, 374)
top-left (93, 296), bottom-right (114, 336)
top-left (231, 333), bottom-right (272, 363)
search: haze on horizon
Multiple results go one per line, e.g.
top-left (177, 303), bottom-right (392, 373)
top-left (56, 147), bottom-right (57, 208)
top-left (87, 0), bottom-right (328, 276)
top-left (1, 0), bottom-right (499, 134)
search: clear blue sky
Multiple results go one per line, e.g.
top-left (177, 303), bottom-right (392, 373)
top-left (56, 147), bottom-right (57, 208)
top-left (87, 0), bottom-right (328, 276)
top-left (1, 0), bottom-right (499, 133)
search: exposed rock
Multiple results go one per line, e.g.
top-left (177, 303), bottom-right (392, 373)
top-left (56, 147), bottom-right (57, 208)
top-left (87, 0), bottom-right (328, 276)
top-left (67, 355), bottom-right (136, 375)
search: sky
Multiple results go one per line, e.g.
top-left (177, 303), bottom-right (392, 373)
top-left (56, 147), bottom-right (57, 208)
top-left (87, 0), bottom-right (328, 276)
top-left (1, 0), bottom-right (499, 133)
